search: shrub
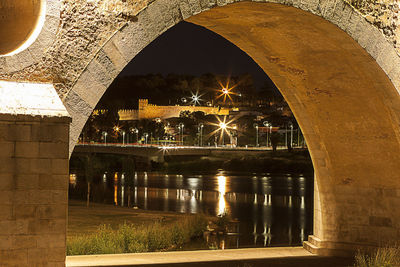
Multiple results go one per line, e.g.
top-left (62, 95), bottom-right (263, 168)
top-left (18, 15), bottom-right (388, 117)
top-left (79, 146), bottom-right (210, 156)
top-left (354, 245), bottom-right (400, 267)
top-left (67, 214), bottom-right (208, 255)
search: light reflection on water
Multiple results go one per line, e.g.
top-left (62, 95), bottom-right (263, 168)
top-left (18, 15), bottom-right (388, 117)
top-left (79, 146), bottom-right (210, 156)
top-left (69, 171), bottom-right (313, 249)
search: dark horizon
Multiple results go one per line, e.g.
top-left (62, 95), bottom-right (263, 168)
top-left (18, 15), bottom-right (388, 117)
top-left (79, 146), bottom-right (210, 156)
top-left (120, 21), bottom-right (277, 91)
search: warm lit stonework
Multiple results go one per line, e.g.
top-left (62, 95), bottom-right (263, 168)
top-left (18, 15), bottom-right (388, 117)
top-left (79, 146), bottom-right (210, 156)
top-left (0, 81), bottom-right (70, 266)
top-left (1, 0), bottom-right (400, 265)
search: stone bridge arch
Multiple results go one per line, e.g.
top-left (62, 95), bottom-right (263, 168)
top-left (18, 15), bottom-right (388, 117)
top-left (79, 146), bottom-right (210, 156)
top-left (63, 0), bottom-right (400, 256)
top-left (0, 0), bottom-right (400, 264)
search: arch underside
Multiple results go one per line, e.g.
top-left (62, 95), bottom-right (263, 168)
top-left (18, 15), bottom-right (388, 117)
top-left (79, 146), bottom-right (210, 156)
top-left (0, 0), bottom-right (44, 56)
top-left (67, 1), bottom-right (400, 254)
top-left (185, 2), bottom-right (400, 253)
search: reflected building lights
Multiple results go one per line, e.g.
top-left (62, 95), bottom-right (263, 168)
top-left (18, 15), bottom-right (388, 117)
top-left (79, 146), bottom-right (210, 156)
top-left (114, 173), bottom-right (118, 206)
top-left (217, 175), bottom-right (227, 216)
top-left (144, 187), bottom-right (148, 209)
top-left (69, 174), bottom-right (77, 187)
top-left (121, 174), bottom-right (125, 207)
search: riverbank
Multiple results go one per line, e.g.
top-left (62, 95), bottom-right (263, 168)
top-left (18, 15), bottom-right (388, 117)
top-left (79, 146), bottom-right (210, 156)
top-left (159, 150), bottom-right (313, 174)
top-left (68, 200), bottom-right (209, 255)
top-left (68, 200), bottom-right (204, 236)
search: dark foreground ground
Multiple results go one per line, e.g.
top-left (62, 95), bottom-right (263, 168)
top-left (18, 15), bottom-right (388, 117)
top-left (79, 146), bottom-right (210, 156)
top-left (140, 257), bottom-right (354, 267)
top-left (99, 257), bottom-right (353, 267)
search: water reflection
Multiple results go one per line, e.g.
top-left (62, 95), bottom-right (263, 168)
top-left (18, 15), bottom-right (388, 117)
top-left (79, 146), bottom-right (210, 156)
top-left (217, 175), bottom-right (227, 216)
top-left (69, 171), bottom-right (313, 249)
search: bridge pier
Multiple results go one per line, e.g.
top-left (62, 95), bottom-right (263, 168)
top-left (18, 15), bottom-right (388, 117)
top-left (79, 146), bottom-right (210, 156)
top-left (0, 82), bottom-right (70, 267)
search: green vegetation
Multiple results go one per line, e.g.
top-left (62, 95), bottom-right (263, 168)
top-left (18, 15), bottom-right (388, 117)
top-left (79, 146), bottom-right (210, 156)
top-left (67, 214), bottom-right (208, 255)
top-left (354, 246), bottom-right (400, 267)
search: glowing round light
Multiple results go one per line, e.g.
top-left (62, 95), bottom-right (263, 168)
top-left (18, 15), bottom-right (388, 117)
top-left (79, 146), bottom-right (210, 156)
top-left (222, 88), bottom-right (229, 95)
top-left (219, 122), bottom-right (227, 129)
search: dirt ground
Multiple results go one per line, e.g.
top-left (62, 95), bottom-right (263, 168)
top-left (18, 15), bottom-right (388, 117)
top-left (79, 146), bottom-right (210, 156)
top-left (67, 200), bottom-right (194, 237)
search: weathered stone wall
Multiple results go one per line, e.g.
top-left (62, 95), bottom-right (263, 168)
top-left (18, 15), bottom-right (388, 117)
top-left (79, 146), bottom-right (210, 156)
top-left (0, 82), bottom-right (70, 266)
top-left (1, 0), bottom-right (400, 102)
top-left (346, 0), bottom-right (400, 55)
top-left (0, 115), bottom-right (70, 267)
top-left (0, 0), bottom-right (151, 98)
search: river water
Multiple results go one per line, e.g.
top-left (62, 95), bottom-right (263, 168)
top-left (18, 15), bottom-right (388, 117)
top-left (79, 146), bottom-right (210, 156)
top-left (69, 171), bottom-right (313, 249)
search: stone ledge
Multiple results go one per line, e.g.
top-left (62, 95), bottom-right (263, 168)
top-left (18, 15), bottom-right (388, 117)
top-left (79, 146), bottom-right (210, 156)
top-left (0, 81), bottom-right (70, 119)
top-left (303, 235), bottom-right (380, 257)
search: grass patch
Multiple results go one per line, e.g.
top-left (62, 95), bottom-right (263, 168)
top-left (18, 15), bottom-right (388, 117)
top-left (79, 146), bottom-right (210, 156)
top-left (67, 214), bottom-right (208, 255)
top-left (354, 245), bottom-right (400, 267)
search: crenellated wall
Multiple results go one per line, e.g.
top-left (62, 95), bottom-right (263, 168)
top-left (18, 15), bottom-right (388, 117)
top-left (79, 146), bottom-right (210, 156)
top-left (118, 99), bottom-right (230, 120)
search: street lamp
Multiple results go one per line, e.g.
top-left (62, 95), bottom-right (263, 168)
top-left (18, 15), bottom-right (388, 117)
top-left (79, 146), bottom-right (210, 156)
top-left (289, 122), bottom-right (294, 148)
top-left (122, 131), bottom-right (126, 146)
top-left (130, 128), bottom-right (138, 144)
top-left (253, 123), bottom-right (259, 147)
top-left (102, 131), bottom-right (108, 145)
top-left (263, 121), bottom-right (270, 147)
top-left (219, 122), bottom-right (227, 146)
top-left (179, 123), bottom-right (184, 145)
top-left (144, 133), bottom-right (149, 144)
top-left (198, 123), bottom-right (204, 146)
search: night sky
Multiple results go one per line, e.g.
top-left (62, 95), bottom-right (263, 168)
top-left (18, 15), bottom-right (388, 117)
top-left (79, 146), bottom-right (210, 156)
top-left (120, 21), bottom-right (276, 90)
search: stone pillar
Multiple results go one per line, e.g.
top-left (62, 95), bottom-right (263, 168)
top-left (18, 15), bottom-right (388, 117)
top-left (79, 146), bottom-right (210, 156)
top-left (0, 81), bottom-right (70, 266)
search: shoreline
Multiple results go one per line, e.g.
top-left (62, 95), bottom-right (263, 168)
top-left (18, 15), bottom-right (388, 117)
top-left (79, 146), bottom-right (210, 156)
top-left (68, 200), bottom-right (201, 237)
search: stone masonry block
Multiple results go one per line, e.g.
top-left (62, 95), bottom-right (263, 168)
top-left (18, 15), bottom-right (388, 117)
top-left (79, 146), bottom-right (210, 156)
top-left (0, 174), bottom-right (14, 190)
top-left (36, 234), bottom-right (66, 249)
top-left (0, 235), bottom-right (12, 250)
top-left (39, 142), bottom-right (69, 159)
top-left (28, 219), bottom-right (66, 235)
top-left (0, 141), bottom-right (15, 158)
top-left (0, 191), bottom-right (14, 205)
top-left (32, 158), bottom-right (53, 175)
top-left (15, 174), bottom-right (39, 190)
top-left (101, 42), bottom-right (128, 72)
top-left (180, 0), bottom-right (193, 19)
top-left (13, 205), bottom-right (37, 220)
top-left (14, 124), bottom-right (32, 142)
top-left (37, 205), bottom-right (67, 219)
top-left (72, 69), bottom-right (107, 109)
top-left (38, 174), bottom-right (54, 190)
top-left (52, 190), bottom-right (68, 204)
top-left (51, 159), bottom-right (69, 175)
top-left (0, 123), bottom-right (16, 142)
top-left (12, 235), bottom-right (37, 250)
top-left (27, 190), bottom-right (53, 205)
top-left (0, 158), bottom-right (15, 174)
top-left (15, 142), bottom-right (39, 158)
top-left (300, 0), bottom-right (320, 14)
top-left (0, 205), bottom-right (13, 220)
top-left (0, 249), bottom-right (28, 266)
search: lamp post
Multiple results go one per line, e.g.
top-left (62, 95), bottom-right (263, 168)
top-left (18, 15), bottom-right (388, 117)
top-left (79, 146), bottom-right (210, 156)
top-left (131, 128), bottom-right (138, 144)
top-left (254, 123), bottom-right (259, 147)
top-left (297, 127), bottom-right (300, 148)
top-left (144, 133), bottom-right (149, 144)
top-left (102, 131), bottom-right (107, 145)
top-left (198, 123), bottom-right (204, 146)
top-left (179, 122), bottom-right (184, 145)
top-left (219, 122), bottom-right (227, 146)
top-left (233, 125), bottom-right (238, 147)
top-left (289, 122), bottom-right (294, 148)
top-left (269, 125), bottom-right (272, 147)
top-left (122, 131), bottom-right (126, 146)
top-left (285, 124), bottom-right (288, 148)
top-left (263, 121), bottom-right (270, 147)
